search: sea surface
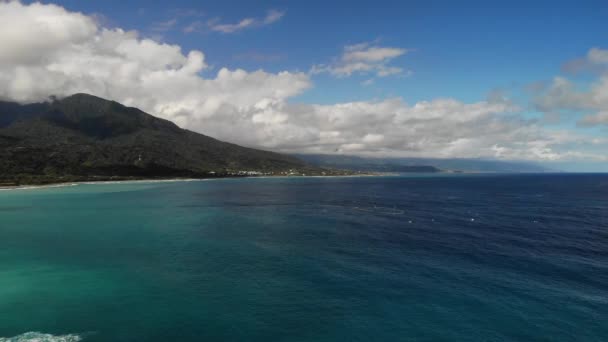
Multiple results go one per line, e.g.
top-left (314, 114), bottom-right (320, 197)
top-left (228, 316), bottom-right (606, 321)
top-left (0, 174), bottom-right (607, 341)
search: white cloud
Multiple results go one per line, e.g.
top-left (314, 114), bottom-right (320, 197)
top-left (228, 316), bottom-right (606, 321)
top-left (210, 17), bottom-right (255, 33)
top-left (588, 47), bottom-right (608, 65)
top-left (343, 45), bottom-right (406, 62)
top-left (312, 42), bottom-right (409, 78)
top-left (0, 1), bottom-right (96, 65)
top-left (0, 2), bottom-right (308, 119)
top-left (263, 9), bottom-right (285, 24)
top-left (206, 9), bottom-right (285, 34)
top-left (0, 1), bottom-right (603, 162)
top-left (534, 48), bottom-right (608, 126)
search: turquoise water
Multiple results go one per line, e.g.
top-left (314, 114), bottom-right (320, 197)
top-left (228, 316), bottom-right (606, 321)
top-left (1, 175), bottom-right (607, 341)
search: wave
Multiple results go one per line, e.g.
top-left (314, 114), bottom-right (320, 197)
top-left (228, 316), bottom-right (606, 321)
top-left (0, 332), bottom-right (83, 342)
top-left (0, 183), bottom-right (79, 192)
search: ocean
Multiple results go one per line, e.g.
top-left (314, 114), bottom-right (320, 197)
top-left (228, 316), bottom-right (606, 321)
top-left (0, 174), bottom-right (607, 341)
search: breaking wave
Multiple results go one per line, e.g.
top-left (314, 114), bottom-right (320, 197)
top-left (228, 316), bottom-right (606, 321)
top-left (0, 332), bottom-right (83, 342)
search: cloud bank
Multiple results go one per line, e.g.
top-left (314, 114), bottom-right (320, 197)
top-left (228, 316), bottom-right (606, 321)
top-left (0, 1), bottom-right (603, 162)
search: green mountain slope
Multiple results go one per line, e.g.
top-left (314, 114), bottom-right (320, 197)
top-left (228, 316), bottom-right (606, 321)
top-left (0, 94), bottom-right (321, 185)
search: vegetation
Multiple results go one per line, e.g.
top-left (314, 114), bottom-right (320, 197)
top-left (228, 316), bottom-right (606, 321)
top-left (0, 94), bottom-right (349, 186)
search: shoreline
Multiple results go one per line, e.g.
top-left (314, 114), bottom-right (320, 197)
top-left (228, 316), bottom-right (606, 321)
top-left (0, 177), bottom-right (224, 192)
top-left (0, 173), bottom-right (382, 192)
top-left (1, 171), bottom-right (578, 192)
top-left (0, 172), bottom-right (590, 192)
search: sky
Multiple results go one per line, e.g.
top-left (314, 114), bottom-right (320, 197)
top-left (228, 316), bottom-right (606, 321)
top-left (1, 0), bottom-right (608, 171)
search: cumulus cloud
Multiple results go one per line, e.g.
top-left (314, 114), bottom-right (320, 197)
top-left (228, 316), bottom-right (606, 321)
top-left (312, 42), bottom-right (409, 78)
top-left (535, 48), bottom-right (608, 126)
top-left (0, 1), bottom-right (602, 162)
top-left (0, 2), bottom-right (307, 112)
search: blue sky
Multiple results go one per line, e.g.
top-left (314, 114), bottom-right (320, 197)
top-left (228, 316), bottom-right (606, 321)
top-left (6, 1), bottom-right (608, 171)
top-left (48, 0), bottom-right (607, 103)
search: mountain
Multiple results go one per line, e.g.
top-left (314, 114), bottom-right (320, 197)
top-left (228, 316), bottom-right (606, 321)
top-left (294, 154), bottom-right (441, 173)
top-left (295, 154), bottom-right (554, 173)
top-left (0, 94), bottom-right (330, 185)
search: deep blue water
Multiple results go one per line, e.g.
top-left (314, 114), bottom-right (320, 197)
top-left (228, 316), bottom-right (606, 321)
top-left (1, 174), bottom-right (607, 341)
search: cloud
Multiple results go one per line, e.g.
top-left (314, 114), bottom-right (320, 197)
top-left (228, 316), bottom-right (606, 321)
top-left (0, 2), bottom-right (307, 109)
top-left (562, 47), bottom-right (608, 74)
top-left (588, 47), bottom-right (608, 65)
top-left (535, 48), bottom-right (608, 126)
top-left (262, 9), bottom-right (284, 25)
top-left (0, 1), bottom-right (96, 65)
top-left (0, 1), bottom-right (603, 162)
top-left (183, 20), bottom-right (203, 33)
top-left (206, 9), bottom-right (285, 34)
top-left (579, 111), bottom-right (608, 126)
top-left (312, 42), bottom-right (409, 78)
top-left (343, 44), bottom-right (406, 63)
top-left (150, 18), bottom-right (177, 32)
top-left (209, 17), bottom-right (255, 33)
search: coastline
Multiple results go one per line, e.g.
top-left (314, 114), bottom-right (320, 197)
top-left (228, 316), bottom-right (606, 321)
top-left (0, 173), bottom-right (384, 192)
top-left (3, 172), bottom-right (567, 192)
top-left (0, 177), bottom-right (218, 192)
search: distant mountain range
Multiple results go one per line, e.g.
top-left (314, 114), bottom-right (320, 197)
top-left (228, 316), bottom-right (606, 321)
top-left (0, 94), bottom-right (333, 185)
top-left (295, 154), bottom-right (554, 173)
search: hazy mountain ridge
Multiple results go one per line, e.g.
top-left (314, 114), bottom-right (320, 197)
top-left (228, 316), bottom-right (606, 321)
top-left (295, 154), bottom-right (555, 173)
